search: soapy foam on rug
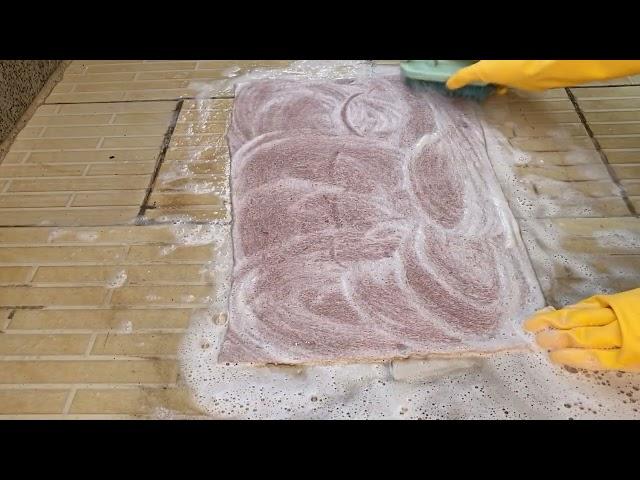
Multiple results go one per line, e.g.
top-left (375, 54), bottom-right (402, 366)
top-left (219, 76), bottom-right (544, 365)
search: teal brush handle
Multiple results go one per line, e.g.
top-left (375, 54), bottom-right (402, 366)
top-left (400, 60), bottom-right (488, 86)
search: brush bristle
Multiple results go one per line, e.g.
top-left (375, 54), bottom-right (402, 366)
top-left (403, 77), bottom-right (495, 102)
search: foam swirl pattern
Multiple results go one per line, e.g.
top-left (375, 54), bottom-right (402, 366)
top-left (220, 76), bottom-right (543, 364)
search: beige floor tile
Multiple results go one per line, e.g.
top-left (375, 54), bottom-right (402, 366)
top-left (71, 191), bottom-right (146, 207)
top-left (73, 80), bottom-right (190, 93)
top-left (45, 225), bottom-right (179, 244)
top-left (0, 286), bottom-right (107, 307)
top-left (149, 192), bottom-right (224, 207)
top-left (32, 264), bottom-right (206, 284)
top-left (599, 136), bottom-right (640, 149)
top-left (164, 146), bottom-right (229, 161)
top-left (110, 285), bottom-right (212, 306)
top-left (509, 99), bottom-right (575, 113)
top-left (16, 126), bottom-right (45, 139)
top-left (0, 360), bottom-right (178, 384)
top-left (8, 308), bottom-right (193, 331)
top-left (58, 101), bottom-right (176, 115)
top-left (513, 164), bottom-right (611, 182)
top-left (0, 164), bottom-right (87, 177)
top-left (101, 136), bottom-right (165, 149)
top-left (2, 152), bottom-right (28, 164)
top-left (572, 86), bottom-right (640, 98)
top-left (86, 162), bottom-right (156, 176)
top-left (513, 151), bottom-right (603, 167)
top-left (0, 390), bottom-right (68, 414)
top-left (42, 124), bottom-right (168, 138)
top-left (524, 179), bottom-right (620, 199)
top-left (621, 179), bottom-right (640, 195)
top-left (0, 228), bottom-right (52, 244)
top-left (173, 122), bottom-right (228, 135)
top-left (8, 176), bottom-right (151, 192)
top-left (10, 138), bottom-right (100, 151)
top-left (91, 333), bottom-right (182, 356)
top-left (0, 193), bottom-right (71, 208)
top-left (590, 123), bottom-right (640, 135)
top-left (69, 388), bottom-right (201, 415)
top-left (112, 112), bottom-right (175, 124)
top-left (32, 105), bottom-right (60, 116)
top-left (158, 160), bottom-right (226, 176)
top-left (126, 244), bottom-right (215, 263)
top-left (585, 110), bottom-right (640, 122)
top-left (612, 164), bottom-right (640, 179)
top-left (604, 149), bottom-right (640, 163)
top-left (47, 92), bottom-right (127, 103)
top-left (510, 137), bottom-right (594, 152)
top-left (0, 267), bottom-right (33, 283)
top-left (511, 123), bottom-right (586, 138)
top-left (26, 149), bottom-right (159, 163)
top-left (0, 208), bottom-right (141, 227)
top-left (62, 72), bottom-right (138, 83)
top-left (0, 245), bottom-right (128, 264)
top-left (578, 98), bottom-right (640, 111)
top-left (0, 334), bottom-right (90, 355)
top-left (145, 208), bottom-right (228, 223)
top-left (154, 176), bottom-right (225, 193)
top-left (84, 62), bottom-right (198, 74)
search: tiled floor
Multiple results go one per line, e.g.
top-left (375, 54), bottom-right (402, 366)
top-left (0, 61), bottom-right (638, 418)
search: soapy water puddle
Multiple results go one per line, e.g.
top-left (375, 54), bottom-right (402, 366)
top-left (161, 61), bottom-right (640, 419)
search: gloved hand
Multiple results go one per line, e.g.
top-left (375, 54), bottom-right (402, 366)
top-left (524, 288), bottom-right (640, 372)
top-left (447, 60), bottom-right (640, 92)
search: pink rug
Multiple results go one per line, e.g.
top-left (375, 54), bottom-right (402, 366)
top-left (220, 76), bottom-right (542, 365)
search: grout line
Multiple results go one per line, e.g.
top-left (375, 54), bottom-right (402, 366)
top-left (62, 388), bottom-right (77, 414)
top-left (0, 355), bottom-right (178, 361)
top-left (566, 88), bottom-right (638, 217)
top-left (0, 383), bottom-right (177, 390)
top-left (0, 415), bottom-right (208, 420)
top-left (571, 83), bottom-right (640, 89)
top-left (84, 333), bottom-right (98, 356)
top-left (3, 329), bottom-right (186, 335)
top-left (44, 96), bottom-right (235, 106)
top-left (136, 100), bottom-right (184, 221)
top-left (26, 266), bottom-right (38, 283)
top-left (2, 310), bottom-right (15, 330)
top-left (0, 189), bottom-right (148, 195)
top-left (103, 288), bottom-right (115, 305)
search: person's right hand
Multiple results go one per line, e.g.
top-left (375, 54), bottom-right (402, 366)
top-left (524, 288), bottom-right (640, 372)
top-left (446, 60), bottom-right (640, 92)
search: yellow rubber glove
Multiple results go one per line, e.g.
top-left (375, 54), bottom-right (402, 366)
top-left (447, 60), bottom-right (640, 92)
top-left (524, 288), bottom-right (640, 372)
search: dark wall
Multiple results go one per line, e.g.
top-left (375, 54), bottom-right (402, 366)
top-left (0, 60), bottom-right (62, 143)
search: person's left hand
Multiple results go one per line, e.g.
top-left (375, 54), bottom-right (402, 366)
top-left (524, 288), bottom-right (640, 372)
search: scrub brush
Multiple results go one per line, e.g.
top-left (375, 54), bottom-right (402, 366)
top-left (400, 60), bottom-right (496, 101)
